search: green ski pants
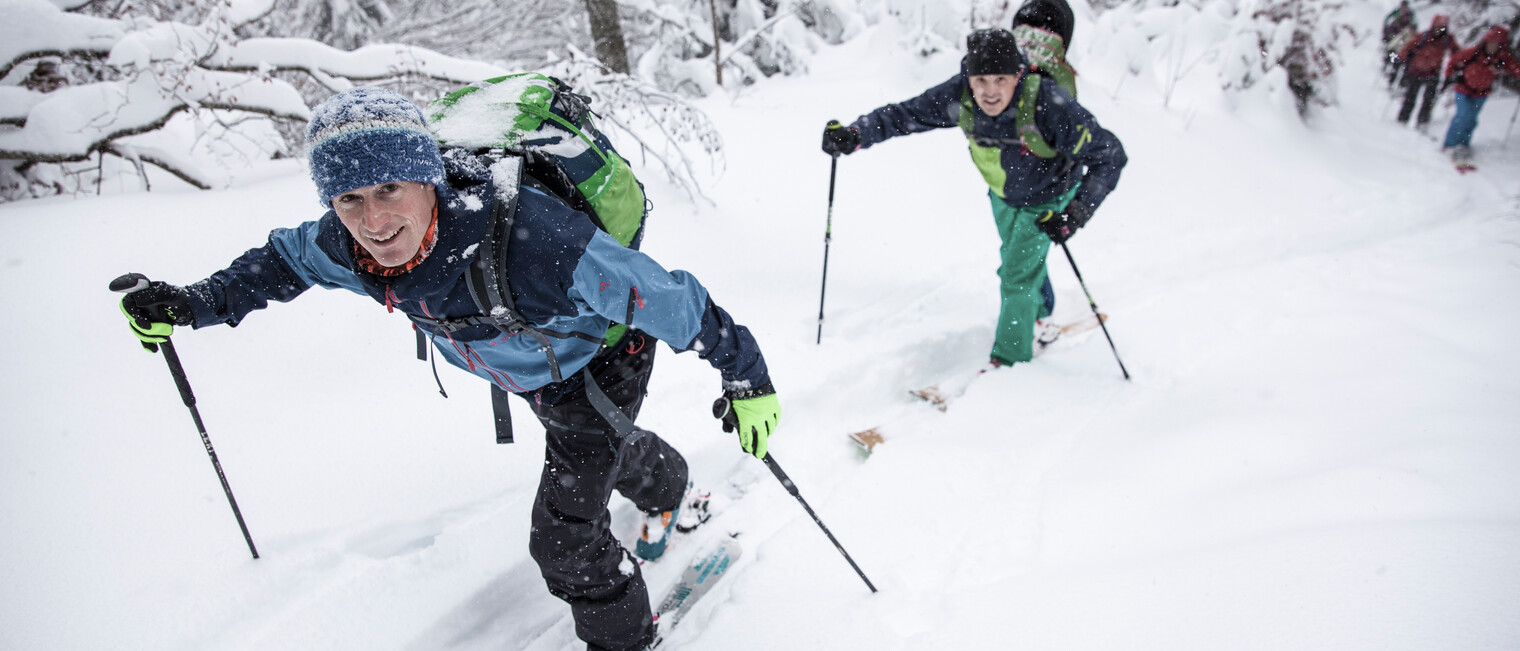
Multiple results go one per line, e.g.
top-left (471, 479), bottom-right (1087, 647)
top-left (988, 185), bottom-right (1078, 365)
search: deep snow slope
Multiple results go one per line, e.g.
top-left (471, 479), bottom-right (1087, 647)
top-left (3, 14), bottom-right (1519, 651)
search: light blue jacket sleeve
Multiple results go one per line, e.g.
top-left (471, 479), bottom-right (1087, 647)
top-left (568, 232), bottom-right (709, 350)
top-left (268, 221), bottom-right (367, 294)
top-left (568, 232), bottom-right (770, 391)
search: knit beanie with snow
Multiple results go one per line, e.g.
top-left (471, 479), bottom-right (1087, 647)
top-left (965, 28), bottom-right (1026, 76)
top-left (306, 87), bottom-right (446, 207)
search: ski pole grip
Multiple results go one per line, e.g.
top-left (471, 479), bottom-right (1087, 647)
top-left (109, 272), bottom-right (151, 294)
top-left (110, 272), bottom-right (161, 352)
top-left (712, 397), bottom-right (739, 433)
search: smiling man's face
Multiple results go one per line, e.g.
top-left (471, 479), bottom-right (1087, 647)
top-left (331, 181), bottom-right (437, 268)
top-left (969, 73), bottom-right (1021, 117)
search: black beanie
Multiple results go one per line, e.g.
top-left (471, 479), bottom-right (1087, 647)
top-left (966, 28), bottom-right (1025, 76)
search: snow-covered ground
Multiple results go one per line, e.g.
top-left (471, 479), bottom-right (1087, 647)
top-left (4, 12), bottom-right (1520, 651)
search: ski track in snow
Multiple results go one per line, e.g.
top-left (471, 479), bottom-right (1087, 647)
top-left (4, 11), bottom-right (1520, 651)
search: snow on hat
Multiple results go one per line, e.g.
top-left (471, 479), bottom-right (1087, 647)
top-left (966, 28), bottom-right (1026, 76)
top-left (306, 87), bottom-right (446, 207)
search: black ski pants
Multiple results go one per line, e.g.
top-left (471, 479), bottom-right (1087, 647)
top-left (523, 332), bottom-right (688, 651)
top-left (1398, 74), bottom-right (1440, 126)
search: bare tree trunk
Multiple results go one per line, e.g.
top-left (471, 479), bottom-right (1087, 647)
top-left (583, 0), bottom-right (630, 74)
top-left (709, 0), bottom-right (722, 84)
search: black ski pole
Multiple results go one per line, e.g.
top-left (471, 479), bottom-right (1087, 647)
top-left (112, 274), bottom-right (260, 559)
top-left (816, 130), bottom-right (841, 344)
top-left (713, 398), bottom-right (877, 593)
top-left (1058, 243), bottom-right (1131, 381)
top-left (761, 454), bottom-right (877, 593)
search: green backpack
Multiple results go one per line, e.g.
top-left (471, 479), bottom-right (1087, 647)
top-left (419, 74), bottom-right (651, 443)
top-left (1012, 24), bottom-right (1077, 99)
top-left (427, 73), bottom-right (646, 248)
top-left (425, 72), bottom-right (648, 354)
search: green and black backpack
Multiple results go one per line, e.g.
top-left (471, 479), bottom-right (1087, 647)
top-left (428, 73), bottom-right (647, 249)
top-left (423, 72), bottom-right (647, 361)
top-left (420, 74), bottom-right (651, 442)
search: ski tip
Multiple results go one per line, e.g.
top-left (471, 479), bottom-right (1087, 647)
top-left (908, 387), bottom-right (949, 411)
top-left (848, 428), bottom-right (885, 453)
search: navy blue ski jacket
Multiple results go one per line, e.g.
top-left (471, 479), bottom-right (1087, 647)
top-left (184, 155), bottom-right (769, 401)
top-left (850, 63), bottom-right (1126, 214)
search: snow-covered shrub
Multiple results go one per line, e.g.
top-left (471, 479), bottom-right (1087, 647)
top-left (619, 0), bottom-right (863, 96)
top-left (1241, 0), bottom-right (1355, 116)
top-left (546, 48), bottom-right (725, 204)
top-left (1088, 0), bottom-right (1359, 118)
top-left (0, 0), bottom-right (312, 200)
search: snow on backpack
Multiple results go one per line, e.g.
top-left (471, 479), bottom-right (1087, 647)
top-left (427, 73), bottom-right (647, 249)
top-left (419, 74), bottom-right (650, 443)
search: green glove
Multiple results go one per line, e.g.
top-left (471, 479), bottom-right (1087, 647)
top-left (120, 301), bottom-right (175, 347)
top-left (714, 384), bottom-right (780, 459)
top-left (111, 273), bottom-right (193, 352)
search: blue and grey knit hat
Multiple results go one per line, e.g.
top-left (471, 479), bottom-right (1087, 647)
top-left (306, 87), bottom-right (446, 207)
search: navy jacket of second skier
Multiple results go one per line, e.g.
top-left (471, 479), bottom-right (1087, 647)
top-left (850, 59), bottom-right (1127, 215)
top-left (184, 152), bottom-right (770, 405)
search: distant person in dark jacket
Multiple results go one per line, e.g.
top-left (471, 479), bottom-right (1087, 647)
top-left (1395, 15), bottom-right (1458, 131)
top-left (1383, 1), bottom-right (1416, 44)
top-left (1442, 25), bottom-right (1520, 161)
top-left (820, 28), bottom-right (1126, 367)
top-left (1383, 1), bottom-right (1419, 84)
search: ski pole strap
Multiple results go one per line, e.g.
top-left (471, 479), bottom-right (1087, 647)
top-left (581, 367), bottom-right (647, 450)
top-left (491, 383), bottom-right (514, 444)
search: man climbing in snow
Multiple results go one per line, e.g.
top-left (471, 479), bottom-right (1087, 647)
top-left (1441, 25), bottom-right (1520, 165)
top-left (114, 87), bottom-right (780, 651)
top-left (1394, 14), bottom-right (1458, 132)
top-left (820, 27), bottom-right (1126, 368)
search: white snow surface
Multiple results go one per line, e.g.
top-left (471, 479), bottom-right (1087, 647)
top-left (4, 17), bottom-right (1520, 651)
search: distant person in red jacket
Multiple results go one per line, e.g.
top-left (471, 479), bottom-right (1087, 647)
top-left (1395, 15), bottom-right (1457, 131)
top-left (1442, 25), bottom-right (1520, 162)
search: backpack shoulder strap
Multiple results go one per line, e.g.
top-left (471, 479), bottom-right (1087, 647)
top-left (464, 153), bottom-right (567, 383)
top-left (957, 85), bottom-right (977, 138)
top-left (1015, 74), bottom-right (1062, 159)
top-left (461, 151), bottom-right (606, 385)
top-left (957, 77), bottom-right (1066, 163)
